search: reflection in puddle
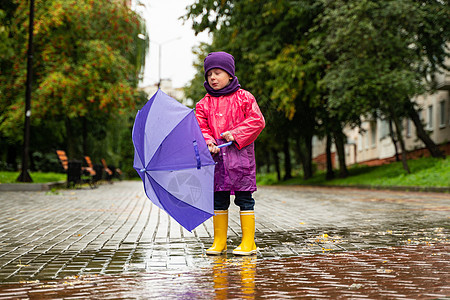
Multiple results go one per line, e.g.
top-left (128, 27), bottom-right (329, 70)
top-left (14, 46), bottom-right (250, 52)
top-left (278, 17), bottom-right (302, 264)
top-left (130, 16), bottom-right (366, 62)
top-left (1, 223), bottom-right (447, 284)
top-left (212, 257), bottom-right (228, 299)
top-left (0, 244), bottom-right (448, 299)
top-left (240, 257), bottom-right (256, 298)
top-left (212, 256), bottom-right (256, 299)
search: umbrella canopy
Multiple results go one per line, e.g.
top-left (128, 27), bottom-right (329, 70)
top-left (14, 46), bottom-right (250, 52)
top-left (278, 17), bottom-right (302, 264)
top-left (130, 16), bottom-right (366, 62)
top-left (132, 89), bottom-right (216, 231)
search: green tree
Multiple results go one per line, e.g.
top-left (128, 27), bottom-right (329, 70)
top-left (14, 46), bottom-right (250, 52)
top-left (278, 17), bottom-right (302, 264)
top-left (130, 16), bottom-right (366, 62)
top-left (0, 1), bottom-right (18, 133)
top-left (185, 0), bottom-right (323, 179)
top-left (0, 0), bottom-right (148, 169)
top-left (185, 0), bottom-right (449, 179)
top-left (315, 0), bottom-right (449, 172)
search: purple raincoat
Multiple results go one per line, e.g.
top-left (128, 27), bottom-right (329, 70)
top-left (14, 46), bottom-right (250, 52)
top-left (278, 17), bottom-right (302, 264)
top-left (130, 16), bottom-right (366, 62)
top-left (195, 89), bottom-right (265, 192)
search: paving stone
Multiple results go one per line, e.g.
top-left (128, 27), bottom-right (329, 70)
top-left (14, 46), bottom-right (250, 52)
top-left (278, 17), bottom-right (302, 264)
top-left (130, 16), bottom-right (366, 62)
top-left (0, 181), bottom-right (448, 298)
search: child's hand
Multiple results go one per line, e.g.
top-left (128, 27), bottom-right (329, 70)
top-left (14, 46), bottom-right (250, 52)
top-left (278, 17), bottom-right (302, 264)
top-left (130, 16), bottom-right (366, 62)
top-left (221, 131), bottom-right (235, 142)
top-left (208, 142), bottom-right (220, 154)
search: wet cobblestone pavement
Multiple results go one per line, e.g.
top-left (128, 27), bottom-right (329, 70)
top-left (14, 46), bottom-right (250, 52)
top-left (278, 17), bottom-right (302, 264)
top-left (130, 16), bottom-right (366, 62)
top-left (0, 181), bottom-right (448, 299)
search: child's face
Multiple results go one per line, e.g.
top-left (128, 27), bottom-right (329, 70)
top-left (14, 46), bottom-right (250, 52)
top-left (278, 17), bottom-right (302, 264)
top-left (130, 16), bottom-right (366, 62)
top-left (206, 68), bottom-right (233, 90)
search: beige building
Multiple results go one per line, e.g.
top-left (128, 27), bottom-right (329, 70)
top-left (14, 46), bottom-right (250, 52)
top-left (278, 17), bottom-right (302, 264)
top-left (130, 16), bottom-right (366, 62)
top-left (139, 79), bottom-right (193, 107)
top-left (313, 70), bottom-right (450, 168)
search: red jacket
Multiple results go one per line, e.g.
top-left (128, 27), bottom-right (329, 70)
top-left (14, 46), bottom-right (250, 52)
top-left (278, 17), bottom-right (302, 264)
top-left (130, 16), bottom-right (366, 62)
top-left (195, 89), bottom-right (265, 150)
top-left (195, 89), bottom-right (265, 192)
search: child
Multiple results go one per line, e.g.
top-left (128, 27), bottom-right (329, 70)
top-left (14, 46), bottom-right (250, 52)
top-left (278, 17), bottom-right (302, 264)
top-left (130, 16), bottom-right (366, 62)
top-left (195, 51), bottom-right (265, 255)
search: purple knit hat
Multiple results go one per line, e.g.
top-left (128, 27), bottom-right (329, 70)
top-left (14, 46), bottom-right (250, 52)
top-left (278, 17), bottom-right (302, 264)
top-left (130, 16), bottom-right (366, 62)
top-left (203, 51), bottom-right (241, 97)
top-left (203, 51), bottom-right (235, 79)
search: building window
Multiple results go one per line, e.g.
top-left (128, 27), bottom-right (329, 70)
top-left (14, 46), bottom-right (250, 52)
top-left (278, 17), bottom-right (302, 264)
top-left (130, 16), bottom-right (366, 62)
top-left (427, 105), bottom-right (433, 130)
top-left (357, 135), bottom-right (362, 152)
top-left (440, 100), bottom-right (446, 128)
top-left (379, 119), bottom-right (389, 139)
top-left (370, 123), bottom-right (376, 147)
top-left (364, 132), bottom-right (369, 150)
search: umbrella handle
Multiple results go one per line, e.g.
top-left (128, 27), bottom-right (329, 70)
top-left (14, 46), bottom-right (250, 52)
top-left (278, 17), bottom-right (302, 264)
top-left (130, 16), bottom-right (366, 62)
top-left (217, 141), bottom-right (232, 149)
top-left (193, 140), bottom-right (201, 169)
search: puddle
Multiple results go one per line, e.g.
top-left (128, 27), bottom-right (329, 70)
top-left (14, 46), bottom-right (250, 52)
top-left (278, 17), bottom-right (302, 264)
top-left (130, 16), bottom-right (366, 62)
top-left (0, 222), bottom-right (448, 284)
top-left (0, 244), bottom-right (448, 299)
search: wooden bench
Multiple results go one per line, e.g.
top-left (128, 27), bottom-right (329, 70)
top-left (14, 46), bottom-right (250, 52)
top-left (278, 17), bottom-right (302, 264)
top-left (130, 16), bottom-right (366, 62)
top-left (101, 158), bottom-right (123, 181)
top-left (83, 156), bottom-right (96, 176)
top-left (56, 150), bottom-right (84, 188)
top-left (56, 150), bottom-right (68, 171)
top-left (101, 159), bottom-right (114, 183)
top-left (83, 156), bottom-right (98, 187)
top-left (56, 150), bottom-right (97, 188)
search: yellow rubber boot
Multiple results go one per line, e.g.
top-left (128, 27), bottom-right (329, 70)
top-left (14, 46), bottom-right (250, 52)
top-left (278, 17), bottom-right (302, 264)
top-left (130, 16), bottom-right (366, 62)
top-left (233, 211), bottom-right (257, 255)
top-left (206, 210), bottom-right (228, 255)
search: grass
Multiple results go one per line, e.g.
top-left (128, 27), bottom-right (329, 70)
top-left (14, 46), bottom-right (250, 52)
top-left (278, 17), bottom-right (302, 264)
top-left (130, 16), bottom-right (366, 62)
top-left (257, 156), bottom-right (450, 188)
top-left (1, 157), bottom-right (448, 189)
top-left (0, 171), bottom-right (66, 184)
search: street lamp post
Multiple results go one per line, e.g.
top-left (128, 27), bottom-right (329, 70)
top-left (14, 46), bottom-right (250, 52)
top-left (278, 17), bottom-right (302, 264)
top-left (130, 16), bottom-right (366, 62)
top-left (17, 0), bottom-right (35, 182)
top-left (158, 42), bottom-right (161, 89)
top-left (136, 2), bottom-right (180, 89)
top-left (153, 37), bottom-right (181, 89)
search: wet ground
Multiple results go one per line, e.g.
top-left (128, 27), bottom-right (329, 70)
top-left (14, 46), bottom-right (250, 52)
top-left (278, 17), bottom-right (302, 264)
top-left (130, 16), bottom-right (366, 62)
top-left (0, 244), bottom-right (448, 299)
top-left (0, 181), bottom-right (448, 299)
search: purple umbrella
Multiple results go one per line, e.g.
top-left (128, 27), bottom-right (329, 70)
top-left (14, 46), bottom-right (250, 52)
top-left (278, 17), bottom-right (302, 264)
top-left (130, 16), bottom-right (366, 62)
top-left (132, 89), bottom-right (216, 231)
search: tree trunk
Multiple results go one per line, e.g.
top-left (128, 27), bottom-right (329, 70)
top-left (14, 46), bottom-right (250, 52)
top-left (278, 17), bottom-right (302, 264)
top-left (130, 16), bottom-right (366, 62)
top-left (65, 118), bottom-right (75, 159)
top-left (296, 138), bottom-right (306, 178)
top-left (391, 114), bottom-right (411, 173)
top-left (272, 148), bottom-right (281, 181)
top-left (325, 133), bottom-right (335, 180)
top-left (6, 145), bottom-right (18, 171)
top-left (283, 138), bottom-right (292, 180)
top-left (333, 128), bottom-right (349, 178)
top-left (303, 134), bottom-right (313, 179)
top-left (295, 136), bottom-right (313, 180)
top-left (388, 119), bottom-right (400, 162)
top-left (82, 117), bottom-right (88, 156)
top-left (407, 101), bottom-right (445, 158)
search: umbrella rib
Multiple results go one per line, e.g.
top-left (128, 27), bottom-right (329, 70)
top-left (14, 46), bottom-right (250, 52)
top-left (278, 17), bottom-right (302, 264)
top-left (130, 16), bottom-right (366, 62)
top-left (132, 115), bottom-right (147, 171)
top-left (148, 109), bottom-right (193, 166)
top-left (133, 90), bottom-right (215, 232)
top-left (147, 175), bottom-right (213, 231)
top-left (142, 163), bottom-right (216, 173)
top-left (146, 110), bottom-right (214, 170)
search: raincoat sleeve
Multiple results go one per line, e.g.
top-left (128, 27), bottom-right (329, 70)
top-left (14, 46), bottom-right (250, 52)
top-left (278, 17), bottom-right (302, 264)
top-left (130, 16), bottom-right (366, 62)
top-left (229, 91), bottom-right (265, 150)
top-left (195, 98), bottom-right (216, 146)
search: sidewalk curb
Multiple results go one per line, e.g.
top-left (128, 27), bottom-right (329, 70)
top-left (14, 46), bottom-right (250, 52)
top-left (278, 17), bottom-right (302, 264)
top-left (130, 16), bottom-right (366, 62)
top-left (0, 181), bottom-right (66, 192)
top-left (1, 182), bottom-right (448, 193)
top-left (286, 184), bottom-right (450, 193)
